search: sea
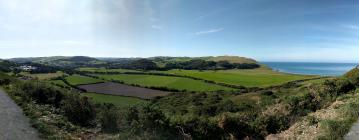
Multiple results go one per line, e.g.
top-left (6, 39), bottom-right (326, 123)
top-left (262, 62), bottom-right (358, 76)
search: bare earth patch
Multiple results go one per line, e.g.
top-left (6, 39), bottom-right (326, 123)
top-left (266, 101), bottom-right (344, 140)
top-left (78, 82), bottom-right (169, 99)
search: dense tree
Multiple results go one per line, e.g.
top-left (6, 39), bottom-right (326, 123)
top-left (0, 60), bottom-right (18, 72)
top-left (163, 60), bottom-right (260, 70)
top-left (129, 59), bottom-right (158, 70)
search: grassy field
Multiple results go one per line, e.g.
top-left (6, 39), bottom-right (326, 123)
top-left (78, 67), bottom-right (139, 73)
top-left (157, 69), bottom-right (317, 87)
top-left (21, 71), bottom-right (64, 80)
top-left (48, 80), bottom-right (69, 87)
top-left (95, 74), bottom-right (235, 91)
top-left (65, 74), bottom-right (104, 85)
top-left (79, 68), bottom-right (316, 87)
top-left (81, 93), bottom-right (146, 107)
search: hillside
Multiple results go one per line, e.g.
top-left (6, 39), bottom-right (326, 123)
top-left (149, 56), bottom-right (258, 64)
top-left (204, 56), bottom-right (258, 64)
top-left (1, 57), bottom-right (358, 139)
top-left (345, 66), bottom-right (359, 77)
top-left (8, 56), bottom-right (262, 70)
top-left (10, 56), bottom-right (104, 68)
top-left (0, 60), bottom-right (18, 72)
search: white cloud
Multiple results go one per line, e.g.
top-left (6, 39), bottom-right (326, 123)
top-left (151, 25), bottom-right (163, 30)
top-left (304, 36), bottom-right (359, 42)
top-left (195, 28), bottom-right (224, 35)
top-left (149, 17), bottom-right (158, 22)
top-left (342, 24), bottom-right (359, 30)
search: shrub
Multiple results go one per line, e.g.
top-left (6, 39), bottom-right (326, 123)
top-left (261, 90), bottom-right (274, 96)
top-left (318, 120), bottom-right (351, 140)
top-left (351, 74), bottom-right (359, 87)
top-left (62, 95), bottom-right (96, 126)
top-left (100, 106), bottom-right (121, 133)
top-left (334, 78), bottom-right (356, 94)
top-left (306, 116), bottom-right (318, 125)
top-left (218, 113), bottom-right (260, 139)
top-left (0, 72), bottom-right (15, 85)
top-left (121, 104), bottom-right (176, 139)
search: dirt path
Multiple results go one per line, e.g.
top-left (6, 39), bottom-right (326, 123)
top-left (345, 121), bottom-right (359, 140)
top-left (0, 89), bottom-right (39, 140)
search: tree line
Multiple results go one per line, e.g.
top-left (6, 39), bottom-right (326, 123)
top-left (108, 59), bottom-right (260, 71)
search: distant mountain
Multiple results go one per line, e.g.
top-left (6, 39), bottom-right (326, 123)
top-left (7, 55), bottom-right (261, 69)
top-left (10, 56), bottom-right (68, 64)
top-left (9, 56), bottom-right (104, 68)
top-left (63, 56), bottom-right (98, 62)
top-left (204, 56), bottom-right (258, 64)
top-left (148, 56), bottom-right (256, 63)
top-left (147, 56), bottom-right (260, 68)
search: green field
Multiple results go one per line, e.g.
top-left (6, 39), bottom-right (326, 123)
top-left (79, 68), bottom-right (316, 87)
top-left (78, 67), bottom-right (139, 73)
top-left (94, 74), bottom-right (235, 91)
top-left (65, 74), bottom-right (104, 85)
top-left (48, 80), bottom-right (69, 87)
top-left (81, 93), bottom-right (146, 107)
top-left (158, 69), bottom-right (317, 87)
top-left (21, 71), bottom-right (64, 80)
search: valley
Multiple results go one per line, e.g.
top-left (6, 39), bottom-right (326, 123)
top-left (0, 56), bottom-right (358, 139)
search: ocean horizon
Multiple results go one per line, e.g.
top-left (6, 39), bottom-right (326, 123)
top-left (262, 62), bottom-right (358, 76)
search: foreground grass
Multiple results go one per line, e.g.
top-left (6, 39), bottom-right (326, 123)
top-left (95, 74), bottom-right (235, 92)
top-left (267, 90), bottom-right (359, 140)
top-left (65, 74), bottom-right (104, 85)
top-left (81, 93), bottom-right (147, 107)
top-left (317, 91), bottom-right (359, 140)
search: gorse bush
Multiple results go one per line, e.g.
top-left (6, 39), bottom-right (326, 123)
top-left (116, 104), bottom-right (177, 139)
top-left (62, 95), bottom-right (96, 126)
top-left (6, 81), bottom-right (96, 127)
top-left (0, 72), bottom-right (15, 85)
top-left (24, 82), bottom-right (64, 106)
top-left (345, 67), bottom-right (359, 86)
top-left (100, 105), bottom-right (121, 133)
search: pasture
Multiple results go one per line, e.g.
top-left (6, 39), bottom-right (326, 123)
top-left (159, 69), bottom-right (317, 87)
top-left (78, 68), bottom-right (316, 87)
top-left (21, 71), bottom-right (64, 80)
top-left (65, 74), bottom-right (104, 85)
top-left (78, 67), bottom-right (139, 73)
top-left (82, 93), bottom-right (146, 107)
top-left (48, 80), bottom-right (69, 87)
top-left (94, 74), bottom-right (235, 91)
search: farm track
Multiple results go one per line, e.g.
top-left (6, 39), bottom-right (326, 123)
top-left (0, 89), bottom-right (39, 140)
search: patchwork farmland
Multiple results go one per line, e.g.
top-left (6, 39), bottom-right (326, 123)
top-left (78, 82), bottom-right (169, 99)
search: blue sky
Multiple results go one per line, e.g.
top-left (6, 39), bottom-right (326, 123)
top-left (0, 0), bottom-right (359, 62)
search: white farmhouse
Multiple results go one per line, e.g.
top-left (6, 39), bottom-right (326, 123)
top-left (19, 65), bottom-right (37, 71)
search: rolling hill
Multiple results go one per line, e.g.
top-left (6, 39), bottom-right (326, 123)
top-left (7, 55), bottom-right (262, 69)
